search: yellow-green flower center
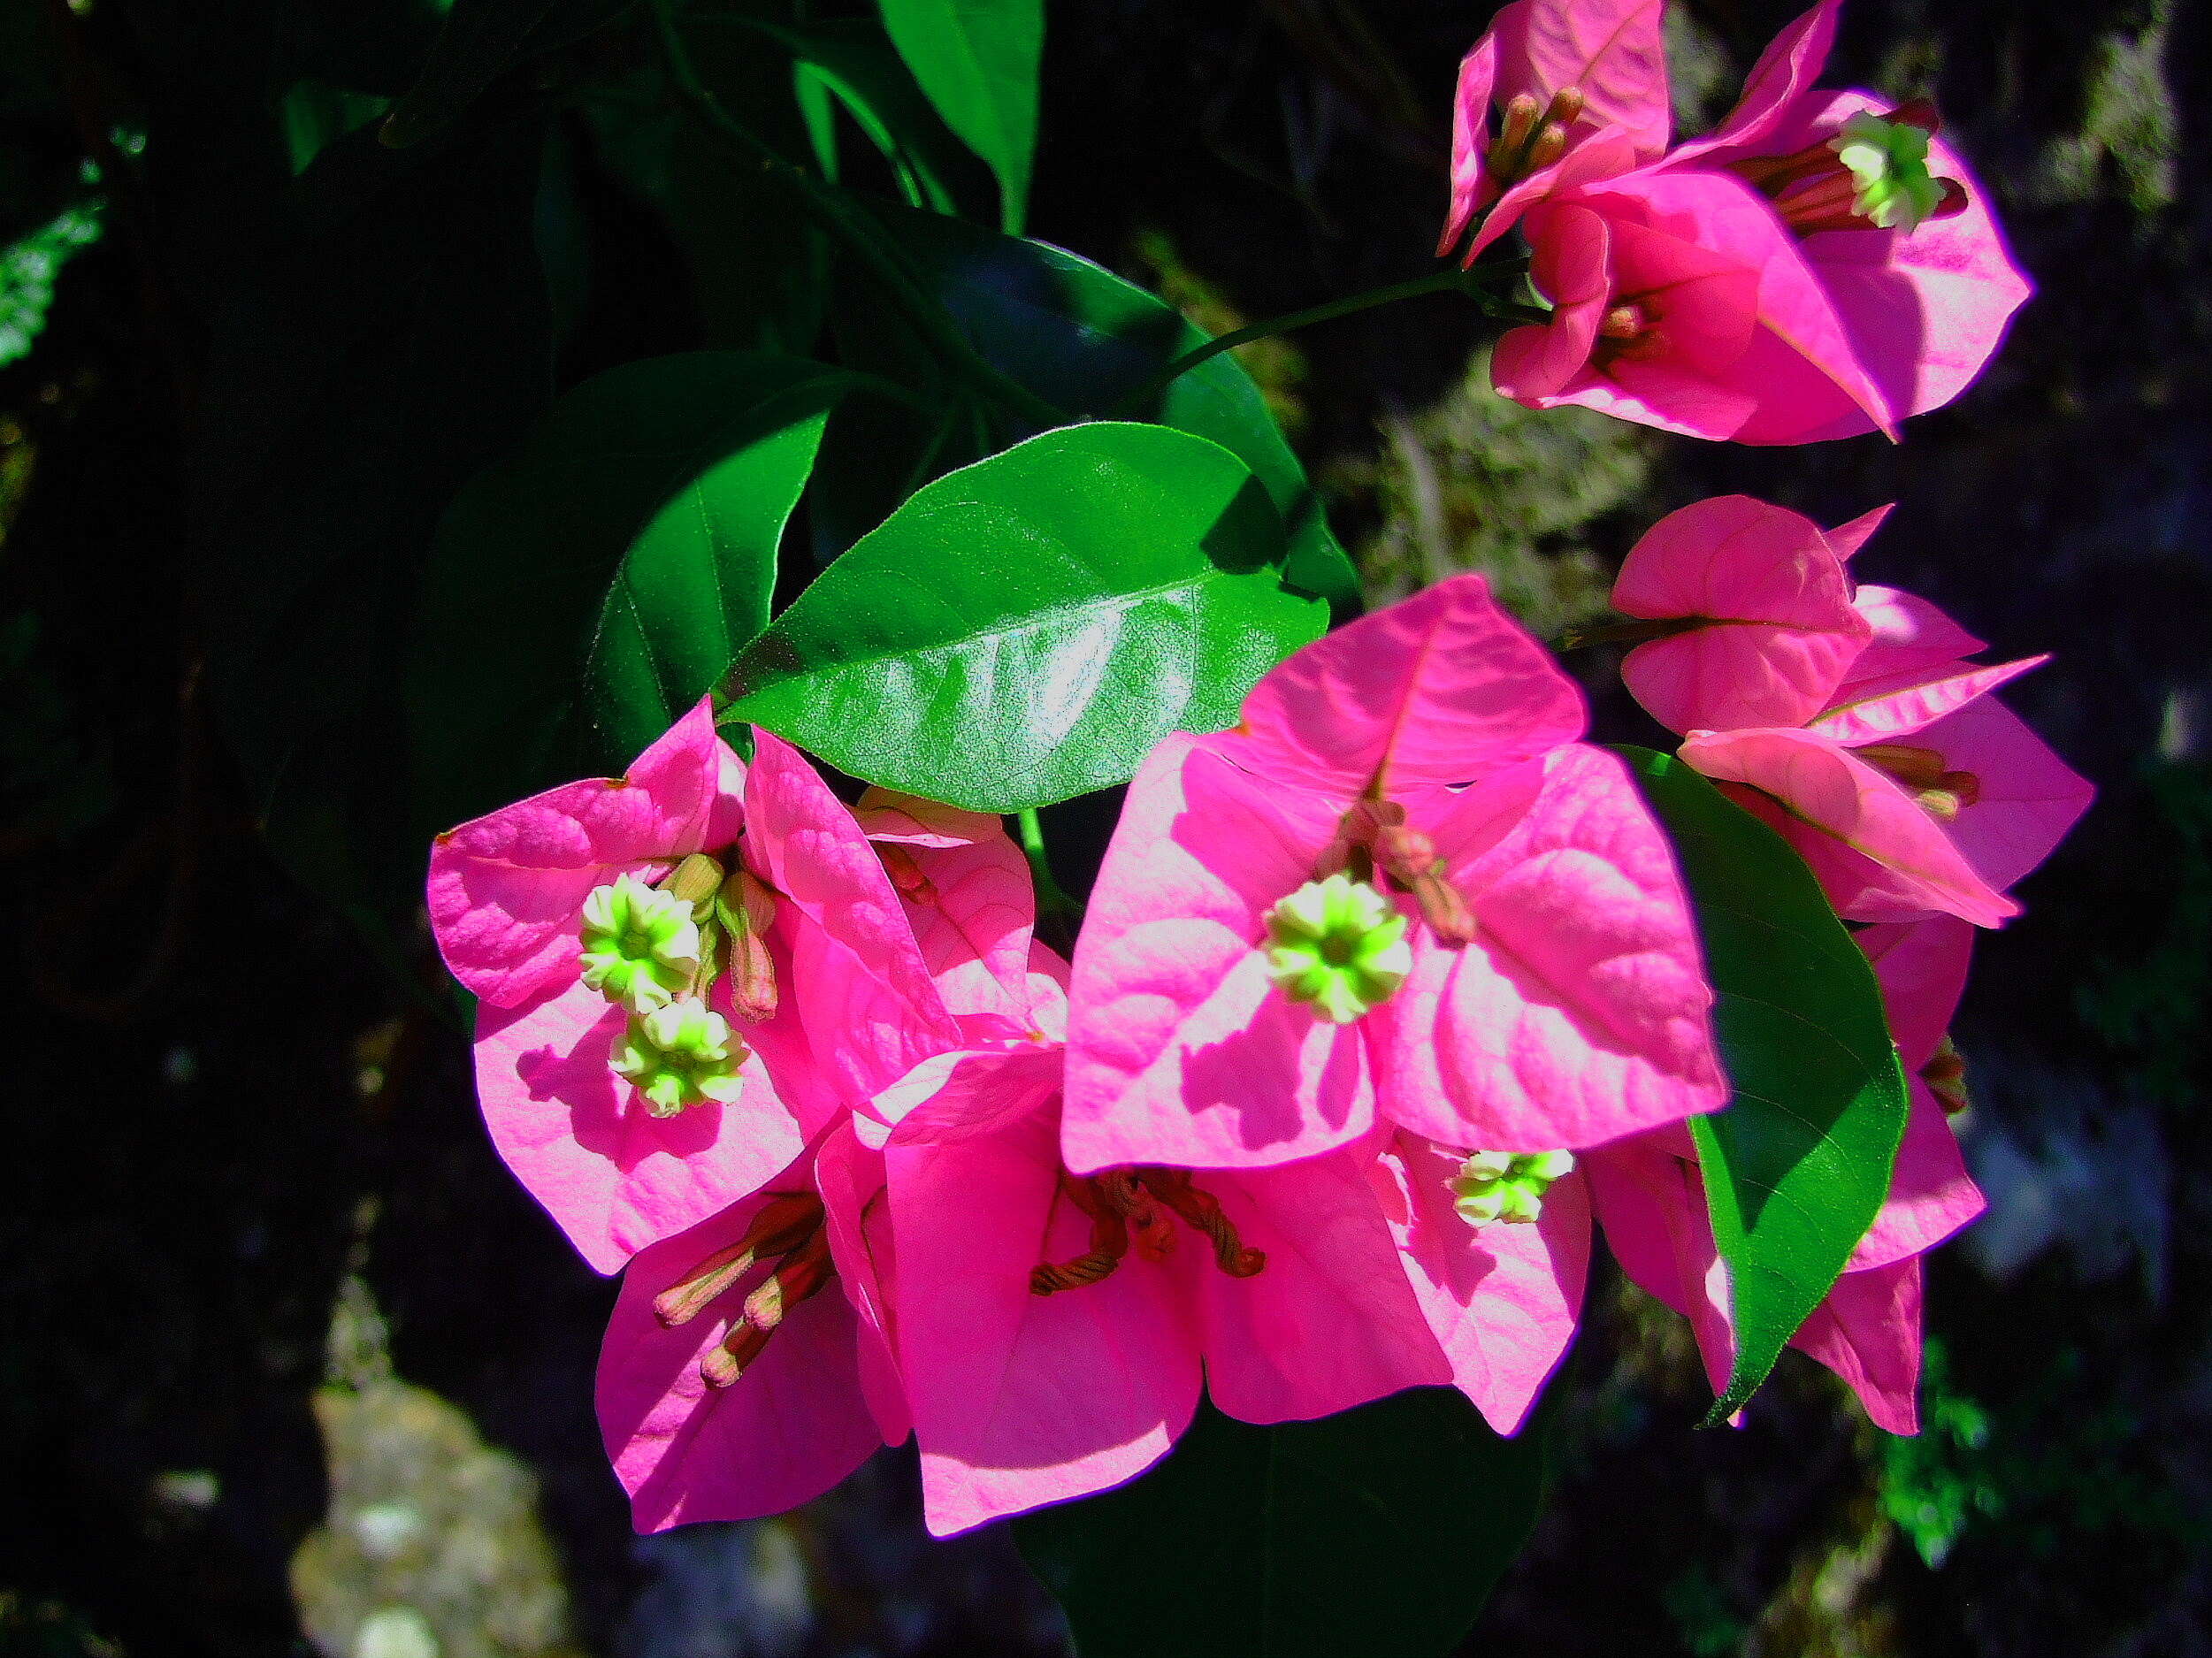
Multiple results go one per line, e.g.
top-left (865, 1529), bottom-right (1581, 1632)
top-left (1450, 1149), bottom-right (1576, 1226)
top-left (1832, 112), bottom-right (1947, 233)
top-left (579, 872), bottom-right (701, 1013)
top-left (1261, 874), bottom-right (1413, 1024)
top-left (611, 999), bottom-right (747, 1118)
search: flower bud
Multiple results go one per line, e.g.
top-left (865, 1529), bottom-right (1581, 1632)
top-left (716, 869), bottom-right (780, 1022)
top-left (665, 852), bottom-right (725, 911)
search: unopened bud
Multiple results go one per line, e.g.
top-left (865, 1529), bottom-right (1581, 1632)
top-left (653, 1193), bottom-right (824, 1327)
top-left (1923, 1035), bottom-right (1970, 1114)
top-left (717, 869), bottom-right (780, 1022)
top-left (1409, 866), bottom-right (1479, 948)
top-left (1542, 86), bottom-right (1586, 131)
top-left (878, 844), bottom-right (937, 905)
top-left (666, 852), bottom-right (725, 910)
top-left (1858, 744), bottom-right (1949, 790)
top-left (701, 1320), bottom-right (773, 1388)
top-left (1492, 93), bottom-right (1541, 166)
top-left (1524, 122), bottom-right (1568, 173)
top-left (1600, 302), bottom-right (1651, 340)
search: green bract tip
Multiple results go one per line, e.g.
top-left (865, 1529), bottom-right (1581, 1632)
top-left (579, 872), bottom-right (702, 1013)
top-left (1450, 1149), bottom-right (1576, 1226)
top-left (610, 998), bottom-right (746, 1118)
top-left (1833, 111), bottom-right (1948, 233)
top-left (1261, 873), bottom-right (1414, 1024)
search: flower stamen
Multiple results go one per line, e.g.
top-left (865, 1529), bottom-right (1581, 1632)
top-left (1030, 1169), bottom-right (1267, 1295)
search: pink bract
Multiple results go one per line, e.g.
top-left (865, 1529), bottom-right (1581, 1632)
top-left (429, 699), bottom-right (742, 1009)
top-left (427, 700), bottom-right (958, 1272)
top-left (1613, 494), bottom-right (1875, 732)
top-left (876, 1041), bottom-right (1449, 1537)
top-left (1442, 0), bottom-right (1667, 259)
top-left (1370, 1131), bottom-right (1590, 1435)
top-left (1494, 169), bottom-right (1894, 444)
top-left (856, 788), bottom-right (1040, 1027)
top-left (596, 1133), bottom-right (896, 1532)
top-left (1472, 0), bottom-right (2030, 444)
top-left (1585, 1130), bottom-right (1925, 1433)
top-left (1683, 607), bottom-right (2093, 928)
top-left (1851, 917), bottom-right (1984, 1269)
top-left (1064, 574), bottom-right (1726, 1173)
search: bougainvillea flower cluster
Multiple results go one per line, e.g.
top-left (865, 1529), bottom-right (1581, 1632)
top-left (420, 0), bottom-right (2089, 1561)
top-left (428, 517), bottom-right (2083, 1530)
top-left (1450, 0), bottom-right (2032, 444)
top-left (1612, 493), bottom-right (2093, 928)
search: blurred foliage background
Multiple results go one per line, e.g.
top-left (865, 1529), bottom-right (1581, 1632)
top-left (1, 0), bottom-right (2207, 1654)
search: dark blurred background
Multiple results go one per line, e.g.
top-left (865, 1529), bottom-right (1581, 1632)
top-left (2, 0), bottom-right (2207, 1653)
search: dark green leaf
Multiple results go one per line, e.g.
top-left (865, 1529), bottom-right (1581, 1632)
top-left (190, 118), bottom-right (555, 921)
top-left (1015, 1390), bottom-right (1546, 1658)
top-left (874, 204), bottom-right (1360, 616)
top-left (877, 0), bottom-right (1042, 233)
top-left (723, 421), bottom-right (1322, 812)
top-left (409, 352), bottom-right (851, 835)
top-left (380, 0), bottom-right (634, 148)
top-left (1614, 746), bottom-right (1911, 1423)
top-left (719, 15), bottom-right (986, 218)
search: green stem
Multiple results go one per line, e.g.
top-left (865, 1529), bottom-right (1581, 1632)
top-left (1106, 264), bottom-right (1527, 416)
top-left (1555, 615), bottom-right (1703, 652)
top-left (1017, 807), bottom-right (1083, 942)
top-left (648, 0), bottom-right (1068, 432)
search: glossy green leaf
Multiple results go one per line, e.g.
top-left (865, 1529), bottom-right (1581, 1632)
top-left (1615, 746), bottom-right (1911, 1423)
top-left (877, 0), bottom-right (1042, 233)
top-left (723, 422), bottom-right (1322, 812)
top-left (409, 352), bottom-right (852, 835)
top-left (1015, 1390), bottom-right (1546, 1658)
top-left (872, 203), bottom-right (1360, 616)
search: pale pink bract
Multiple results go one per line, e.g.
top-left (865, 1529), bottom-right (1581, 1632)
top-left (1613, 494), bottom-right (1874, 732)
top-left (426, 701), bottom-right (957, 1272)
top-left (1064, 573), bottom-right (1726, 1173)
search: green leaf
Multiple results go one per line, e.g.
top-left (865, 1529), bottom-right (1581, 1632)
top-left (409, 352), bottom-right (852, 835)
top-left (0, 199), bottom-right (103, 370)
top-left (1614, 746), bottom-right (1911, 1423)
top-left (718, 15), bottom-right (985, 218)
top-left (1015, 1390), bottom-right (1546, 1658)
top-left (380, 0), bottom-right (634, 148)
top-left (871, 204), bottom-right (1360, 616)
top-left (190, 119), bottom-right (555, 924)
top-left (723, 422), bottom-right (1321, 813)
top-left (876, 0), bottom-right (1041, 233)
